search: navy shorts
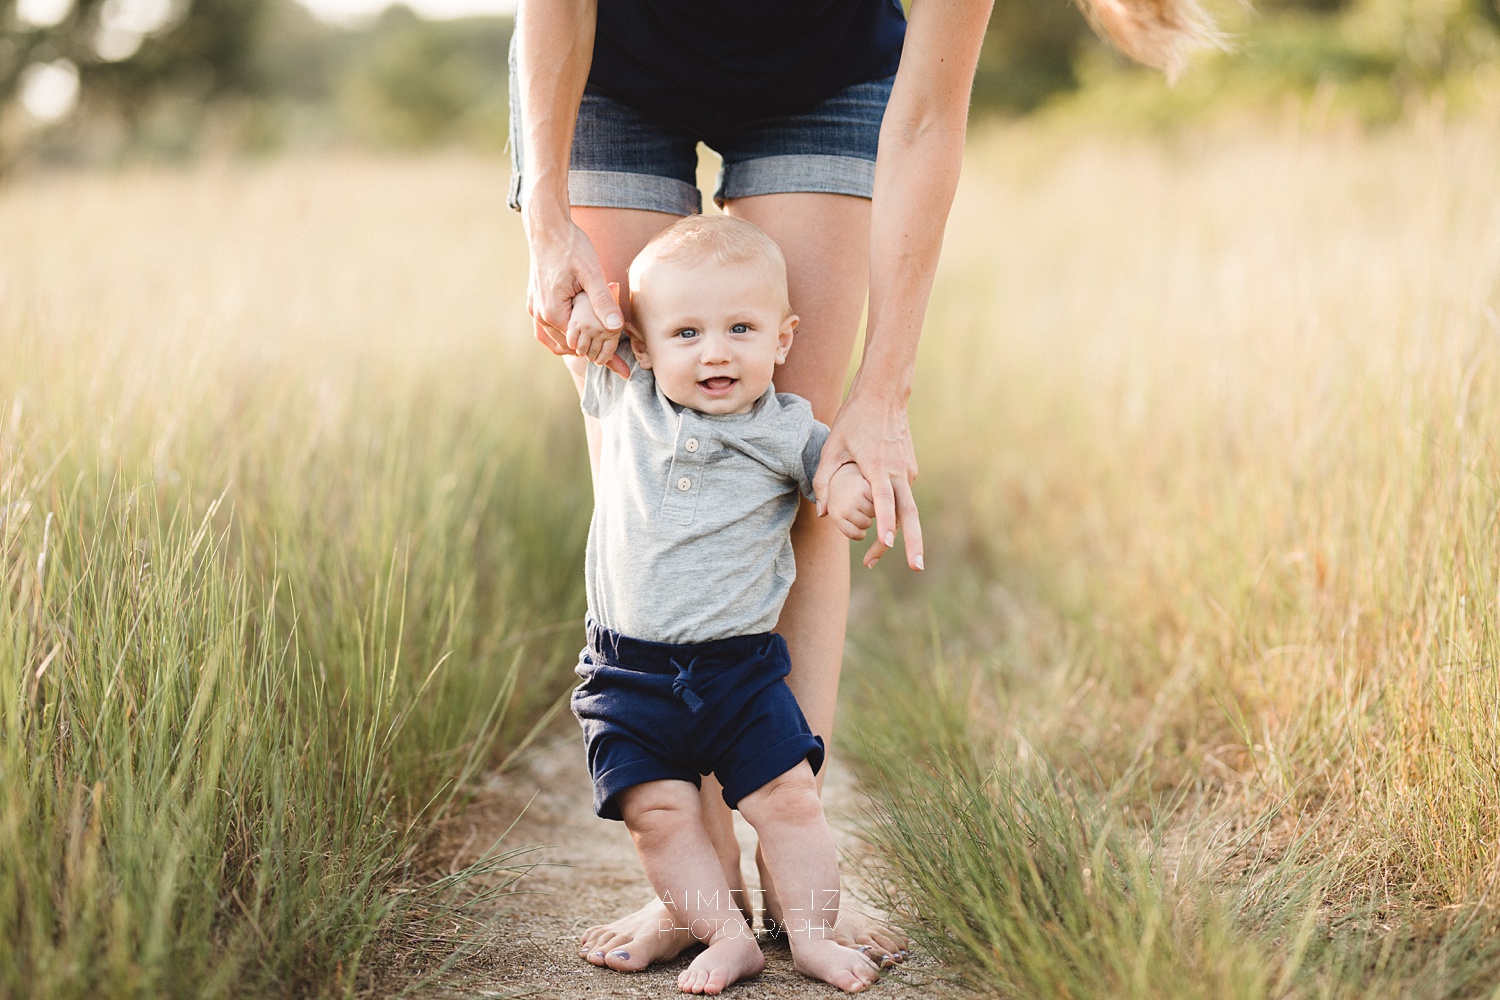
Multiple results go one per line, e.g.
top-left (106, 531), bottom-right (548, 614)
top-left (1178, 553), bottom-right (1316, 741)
top-left (571, 621), bottom-right (825, 822)
top-left (508, 36), bottom-right (894, 215)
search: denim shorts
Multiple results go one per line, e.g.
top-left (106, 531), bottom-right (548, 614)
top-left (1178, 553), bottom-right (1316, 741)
top-left (508, 52), bottom-right (894, 215)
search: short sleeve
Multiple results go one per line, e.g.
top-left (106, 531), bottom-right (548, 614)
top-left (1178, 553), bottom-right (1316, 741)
top-left (796, 415), bottom-right (831, 504)
top-left (579, 340), bottom-right (638, 418)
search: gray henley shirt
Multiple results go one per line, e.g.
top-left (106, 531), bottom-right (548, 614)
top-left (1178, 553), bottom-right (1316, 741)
top-left (581, 342), bottom-right (829, 645)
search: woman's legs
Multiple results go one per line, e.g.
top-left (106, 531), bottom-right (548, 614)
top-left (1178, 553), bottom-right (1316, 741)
top-left (721, 193), bottom-right (904, 962)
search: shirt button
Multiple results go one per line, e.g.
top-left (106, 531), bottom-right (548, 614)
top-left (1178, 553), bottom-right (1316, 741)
top-left (685, 438), bottom-right (699, 453)
top-left (677, 477), bottom-right (692, 492)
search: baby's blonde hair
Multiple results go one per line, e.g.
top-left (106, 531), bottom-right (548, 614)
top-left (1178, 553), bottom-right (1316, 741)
top-left (628, 215), bottom-right (792, 323)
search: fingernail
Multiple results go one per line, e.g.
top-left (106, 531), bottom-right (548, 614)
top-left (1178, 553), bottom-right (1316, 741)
top-left (914, 555), bottom-right (925, 571)
top-left (606, 313), bottom-right (622, 327)
top-left (884, 532), bottom-right (895, 547)
top-left (608, 949), bottom-right (630, 959)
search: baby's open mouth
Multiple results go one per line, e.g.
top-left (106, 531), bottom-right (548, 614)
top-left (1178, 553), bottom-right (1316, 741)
top-left (699, 377), bottom-right (736, 393)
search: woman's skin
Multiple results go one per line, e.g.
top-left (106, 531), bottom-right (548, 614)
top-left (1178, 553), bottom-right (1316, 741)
top-left (515, 0), bottom-right (995, 971)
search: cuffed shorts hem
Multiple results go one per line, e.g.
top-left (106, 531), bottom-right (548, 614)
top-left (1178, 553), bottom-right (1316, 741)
top-left (569, 170), bottom-right (703, 217)
top-left (713, 154), bottom-right (876, 207)
top-left (507, 22), bottom-right (892, 215)
top-left (592, 756), bottom-right (701, 822)
top-left (717, 733), bottom-right (826, 810)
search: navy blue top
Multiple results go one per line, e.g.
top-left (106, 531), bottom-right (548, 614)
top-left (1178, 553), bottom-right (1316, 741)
top-left (588, 0), bottom-right (907, 136)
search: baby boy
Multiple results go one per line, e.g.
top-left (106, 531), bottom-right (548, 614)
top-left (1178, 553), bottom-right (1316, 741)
top-left (558, 214), bottom-right (880, 995)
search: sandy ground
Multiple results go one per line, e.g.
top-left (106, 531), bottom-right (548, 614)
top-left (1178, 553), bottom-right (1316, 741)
top-left (418, 734), bottom-right (970, 999)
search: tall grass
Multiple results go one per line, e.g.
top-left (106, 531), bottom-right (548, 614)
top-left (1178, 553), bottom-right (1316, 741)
top-left (0, 157), bottom-right (588, 998)
top-left (849, 117), bottom-right (1500, 997)
top-left (8, 120), bottom-right (1500, 999)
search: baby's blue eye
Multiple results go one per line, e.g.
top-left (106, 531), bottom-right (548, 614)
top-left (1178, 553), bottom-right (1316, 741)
top-left (676, 328), bottom-right (698, 339)
top-left (731, 323), bottom-right (750, 334)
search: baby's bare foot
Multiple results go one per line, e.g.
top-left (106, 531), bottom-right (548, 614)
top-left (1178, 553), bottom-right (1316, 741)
top-left (579, 899), bottom-right (696, 971)
top-left (791, 938), bottom-right (882, 993)
top-left (764, 908), bottom-right (908, 967)
top-left (677, 932), bottom-right (764, 995)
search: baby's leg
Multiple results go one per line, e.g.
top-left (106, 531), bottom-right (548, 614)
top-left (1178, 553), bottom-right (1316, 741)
top-left (617, 780), bottom-right (765, 995)
top-left (735, 762), bottom-right (881, 993)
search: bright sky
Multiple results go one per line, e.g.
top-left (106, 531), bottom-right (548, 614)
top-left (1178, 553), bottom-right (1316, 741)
top-left (298, 0), bottom-right (515, 23)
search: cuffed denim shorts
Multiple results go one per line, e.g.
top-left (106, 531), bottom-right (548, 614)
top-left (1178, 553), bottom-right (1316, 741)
top-left (508, 49), bottom-right (894, 215)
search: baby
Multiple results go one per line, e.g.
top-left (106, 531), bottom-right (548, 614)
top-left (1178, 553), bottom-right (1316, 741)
top-left (558, 214), bottom-right (881, 995)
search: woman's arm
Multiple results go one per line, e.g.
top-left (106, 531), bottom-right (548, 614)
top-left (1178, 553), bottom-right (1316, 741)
top-left (812, 0), bottom-right (994, 571)
top-left (514, 0), bottom-right (628, 372)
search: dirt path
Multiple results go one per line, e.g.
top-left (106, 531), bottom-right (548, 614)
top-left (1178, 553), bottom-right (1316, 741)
top-left (425, 734), bottom-right (968, 999)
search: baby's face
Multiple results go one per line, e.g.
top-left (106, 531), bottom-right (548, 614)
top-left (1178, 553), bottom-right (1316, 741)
top-left (630, 258), bottom-right (797, 415)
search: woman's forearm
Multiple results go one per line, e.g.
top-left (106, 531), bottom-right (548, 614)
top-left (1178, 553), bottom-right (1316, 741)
top-left (855, 0), bottom-right (993, 403)
top-left (515, 0), bottom-right (596, 232)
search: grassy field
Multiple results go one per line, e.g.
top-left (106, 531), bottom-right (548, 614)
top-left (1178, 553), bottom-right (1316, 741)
top-left (2, 116), bottom-right (1499, 998)
top-left (0, 157), bottom-right (590, 998)
top-left (853, 117), bottom-right (1500, 998)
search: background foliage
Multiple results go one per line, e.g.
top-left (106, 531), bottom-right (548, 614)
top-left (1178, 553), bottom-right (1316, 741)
top-left (3, 0), bottom-right (1499, 171)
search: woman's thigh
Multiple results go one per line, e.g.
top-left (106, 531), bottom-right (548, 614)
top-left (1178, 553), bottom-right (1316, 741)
top-left (571, 207), bottom-right (684, 471)
top-left (723, 193), bottom-right (869, 425)
top-left (573, 207), bottom-right (682, 306)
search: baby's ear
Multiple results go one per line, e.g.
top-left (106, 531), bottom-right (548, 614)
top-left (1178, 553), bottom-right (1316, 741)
top-left (776, 313), bottom-right (799, 364)
top-left (626, 324), bottom-right (653, 369)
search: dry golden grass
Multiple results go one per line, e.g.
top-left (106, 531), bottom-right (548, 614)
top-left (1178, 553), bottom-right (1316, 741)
top-left (854, 116), bottom-right (1500, 997)
top-left (4, 117), bottom-right (1500, 997)
top-left (1, 155), bottom-right (588, 999)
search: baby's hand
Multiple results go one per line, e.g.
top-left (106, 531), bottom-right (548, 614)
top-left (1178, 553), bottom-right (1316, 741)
top-left (567, 286), bottom-right (630, 379)
top-left (824, 462), bottom-right (876, 542)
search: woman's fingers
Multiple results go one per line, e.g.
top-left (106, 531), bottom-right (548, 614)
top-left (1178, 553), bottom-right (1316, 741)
top-left (534, 316), bottom-right (569, 356)
top-left (863, 473), bottom-right (922, 569)
top-left (871, 475), bottom-right (898, 554)
top-left (894, 478), bottom-right (925, 571)
top-left (583, 272), bottom-right (624, 332)
top-left (526, 224), bottom-right (619, 359)
top-left (603, 351), bottom-right (632, 379)
top-left (811, 450), bottom-right (846, 517)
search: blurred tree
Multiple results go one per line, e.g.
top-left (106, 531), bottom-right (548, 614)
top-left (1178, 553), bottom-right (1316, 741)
top-left (1, 0), bottom-right (272, 168)
top-left (335, 4), bottom-right (508, 149)
top-left (973, 0), bottom-right (1091, 111)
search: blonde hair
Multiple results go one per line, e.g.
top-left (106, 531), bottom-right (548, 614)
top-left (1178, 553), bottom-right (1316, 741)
top-left (1078, 0), bottom-right (1223, 82)
top-left (628, 215), bottom-right (792, 322)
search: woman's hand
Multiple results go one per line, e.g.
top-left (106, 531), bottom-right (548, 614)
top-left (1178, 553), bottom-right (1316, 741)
top-left (812, 385), bottom-right (924, 571)
top-left (525, 211), bottom-right (631, 378)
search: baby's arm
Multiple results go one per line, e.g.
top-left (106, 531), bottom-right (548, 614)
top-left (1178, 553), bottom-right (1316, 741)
top-left (824, 462), bottom-right (876, 544)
